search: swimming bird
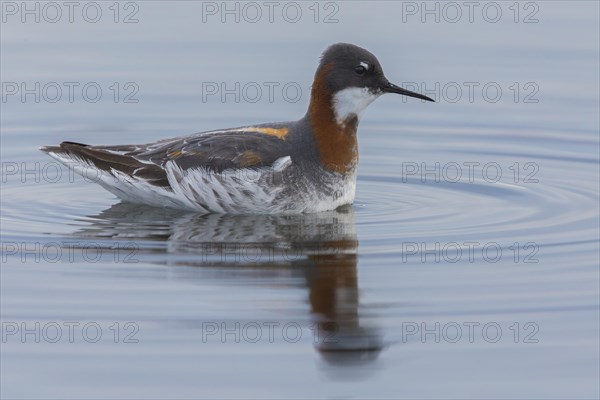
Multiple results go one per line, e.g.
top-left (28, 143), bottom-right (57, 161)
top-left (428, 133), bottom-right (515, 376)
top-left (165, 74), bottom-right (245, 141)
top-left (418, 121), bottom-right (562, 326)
top-left (41, 43), bottom-right (434, 214)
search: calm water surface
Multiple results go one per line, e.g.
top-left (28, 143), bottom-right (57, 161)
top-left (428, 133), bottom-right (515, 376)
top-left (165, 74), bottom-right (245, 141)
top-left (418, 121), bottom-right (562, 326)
top-left (1, 2), bottom-right (599, 399)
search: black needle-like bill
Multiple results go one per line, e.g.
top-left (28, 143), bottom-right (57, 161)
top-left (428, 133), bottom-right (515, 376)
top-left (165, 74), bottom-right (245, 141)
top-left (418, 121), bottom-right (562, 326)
top-left (383, 82), bottom-right (435, 102)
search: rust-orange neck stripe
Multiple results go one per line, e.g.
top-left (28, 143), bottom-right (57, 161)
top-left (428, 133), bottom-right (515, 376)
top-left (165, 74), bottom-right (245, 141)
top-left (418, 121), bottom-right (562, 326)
top-left (308, 63), bottom-right (359, 174)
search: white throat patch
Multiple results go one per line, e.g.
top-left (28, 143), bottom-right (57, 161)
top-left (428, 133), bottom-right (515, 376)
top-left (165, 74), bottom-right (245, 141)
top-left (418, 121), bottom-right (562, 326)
top-left (332, 87), bottom-right (381, 125)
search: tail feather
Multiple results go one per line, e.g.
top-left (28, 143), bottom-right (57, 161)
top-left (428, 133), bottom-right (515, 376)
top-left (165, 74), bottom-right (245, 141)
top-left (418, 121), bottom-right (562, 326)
top-left (59, 141), bottom-right (141, 175)
top-left (40, 141), bottom-right (169, 187)
top-left (39, 145), bottom-right (63, 154)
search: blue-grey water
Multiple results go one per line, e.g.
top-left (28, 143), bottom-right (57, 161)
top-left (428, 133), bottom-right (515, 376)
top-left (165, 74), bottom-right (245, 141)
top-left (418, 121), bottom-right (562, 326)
top-left (1, 1), bottom-right (599, 399)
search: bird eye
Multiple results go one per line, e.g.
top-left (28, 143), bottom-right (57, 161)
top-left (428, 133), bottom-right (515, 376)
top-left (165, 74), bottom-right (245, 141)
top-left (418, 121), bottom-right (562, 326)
top-left (354, 65), bottom-right (367, 75)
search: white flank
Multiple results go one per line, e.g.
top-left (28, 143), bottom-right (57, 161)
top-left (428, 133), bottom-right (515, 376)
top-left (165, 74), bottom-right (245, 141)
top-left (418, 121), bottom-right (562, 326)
top-left (332, 87), bottom-right (381, 125)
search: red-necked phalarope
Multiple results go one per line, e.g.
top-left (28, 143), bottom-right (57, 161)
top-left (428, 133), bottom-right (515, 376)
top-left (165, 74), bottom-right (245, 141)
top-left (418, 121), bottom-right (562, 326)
top-left (41, 43), bottom-right (434, 214)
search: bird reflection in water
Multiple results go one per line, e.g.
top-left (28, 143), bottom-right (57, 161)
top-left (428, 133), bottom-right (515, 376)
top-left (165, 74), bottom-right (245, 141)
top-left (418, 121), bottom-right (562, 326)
top-left (73, 202), bottom-right (384, 366)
